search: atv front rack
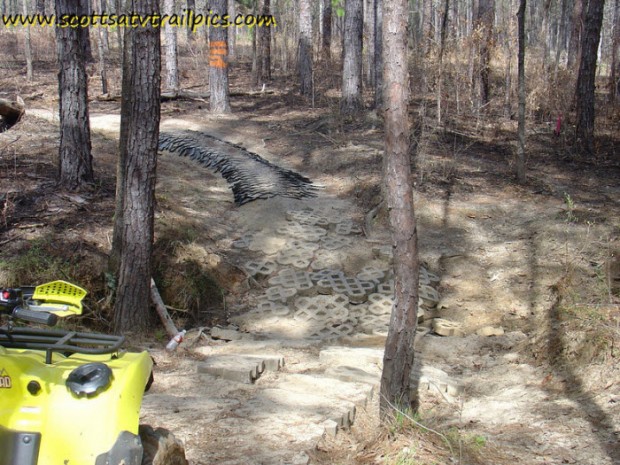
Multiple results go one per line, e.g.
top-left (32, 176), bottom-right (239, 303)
top-left (0, 326), bottom-right (125, 364)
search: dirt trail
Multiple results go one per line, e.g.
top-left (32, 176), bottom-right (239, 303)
top-left (22, 108), bottom-right (620, 465)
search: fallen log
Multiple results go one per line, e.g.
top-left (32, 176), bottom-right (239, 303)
top-left (0, 97), bottom-right (25, 133)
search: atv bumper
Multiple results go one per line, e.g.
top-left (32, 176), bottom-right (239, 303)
top-left (0, 426), bottom-right (143, 465)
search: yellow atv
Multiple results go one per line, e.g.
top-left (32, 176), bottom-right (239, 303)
top-left (0, 281), bottom-right (188, 465)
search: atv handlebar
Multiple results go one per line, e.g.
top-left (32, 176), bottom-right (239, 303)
top-left (1, 287), bottom-right (61, 326)
top-left (12, 306), bottom-right (58, 326)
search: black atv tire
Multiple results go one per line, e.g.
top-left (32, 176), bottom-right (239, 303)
top-left (139, 425), bottom-right (189, 465)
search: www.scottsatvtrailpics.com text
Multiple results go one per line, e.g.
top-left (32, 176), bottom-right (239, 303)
top-left (1, 10), bottom-right (276, 32)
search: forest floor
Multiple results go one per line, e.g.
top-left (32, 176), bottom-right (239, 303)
top-left (1, 47), bottom-right (620, 465)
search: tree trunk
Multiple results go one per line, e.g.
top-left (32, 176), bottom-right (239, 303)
top-left (610, 0), bottom-right (619, 103)
top-left (365, 0), bottom-right (376, 86)
top-left (78, 0), bottom-right (94, 63)
top-left (373, 0), bottom-right (384, 109)
top-left (96, 0), bottom-right (109, 94)
top-left (436, 0), bottom-right (450, 124)
top-left (112, 0), bottom-right (161, 334)
top-left (228, 0), bottom-right (236, 57)
top-left (475, 0), bottom-right (495, 108)
top-left (187, 0), bottom-right (196, 42)
top-left (567, 0), bottom-right (584, 70)
top-left (163, 0), bottom-right (180, 93)
top-left (55, 0), bottom-right (94, 190)
top-left (35, 0), bottom-right (44, 14)
top-left (516, 0), bottom-right (526, 183)
top-left (380, 0), bottom-right (419, 416)
top-left (23, 0), bottom-right (33, 81)
top-left (298, 0), bottom-right (313, 95)
top-left (575, 0), bottom-right (606, 154)
top-left (341, 0), bottom-right (364, 114)
top-left (322, 0), bottom-right (332, 60)
top-left (209, 0), bottom-right (231, 113)
top-left (258, 0), bottom-right (272, 84)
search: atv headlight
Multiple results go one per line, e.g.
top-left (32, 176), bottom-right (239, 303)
top-left (66, 362), bottom-right (113, 397)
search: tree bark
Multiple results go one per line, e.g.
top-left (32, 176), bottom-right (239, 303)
top-left (575, 0), bottom-right (606, 154)
top-left (380, 0), bottom-right (419, 417)
top-left (78, 0), bottom-right (94, 63)
top-left (567, 0), bottom-right (585, 70)
top-left (374, 0), bottom-right (383, 109)
top-left (23, 0), bottom-right (33, 81)
top-left (228, 0), bottom-right (236, 56)
top-left (257, 0), bottom-right (272, 84)
top-left (298, 0), bottom-right (313, 95)
top-left (163, 0), bottom-right (180, 93)
top-left (475, 0), bottom-right (495, 108)
top-left (436, 0), bottom-right (450, 124)
top-left (112, 0), bottom-right (161, 334)
top-left (322, 0), bottom-right (332, 60)
top-left (610, 0), bottom-right (619, 103)
top-left (341, 0), bottom-right (364, 114)
top-left (209, 0), bottom-right (231, 113)
top-left (187, 0), bottom-right (196, 42)
top-left (55, 0), bottom-right (94, 190)
top-left (96, 0), bottom-right (109, 94)
top-left (516, 0), bottom-right (526, 183)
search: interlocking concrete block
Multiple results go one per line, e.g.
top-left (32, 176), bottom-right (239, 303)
top-left (310, 268), bottom-right (344, 283)
top-left (277, 222), bottom-right (327, 241)
top-left (432, 318), bottom-right (465, 337)
top-left (284, 239), bottom-right (319, 252)
top-left (320, 235), bottom-right (353, 250)
top-left (324, 365), bottom-right (380, 386)
top-left (294, 294), bottom-right (350, 322)
top-left (307, 323), bottom-right (357, 340)
top-left (319, 346), bottom-right (384, 368)
top-left (356, 313), bottom-right (389, 335)
top-left (356, 266), bottom-right (387, 284)
top-left (413, 365), bottom-right (464, 399)
top-left (316, 275), bottom-right (376, 304)
top-left (419, 267), bottom-right (440, 286)
top-left (367, 293), bottom-right (393, 315)
top-left (241, 354), bottom-right (285, 371)
top-left (232, 234), bottom-right (253, 249)
top-left (197, 355), bottom-right (265, 384)
top-left (333, 220), bottom-right (363, 236)
top-left (285, 209), bottom-right (330, 228)
top-left (276, 246), bottom-right (314, 269)
top-left (377, 279), bottom-right (394, 295)
top-left (372, 244), bottom-right (393, 262)
top-left (255, 298), bottom-right (291, 316)
top-left (419, 285), bottom-right (440, 308)
top-left (265, 286), bottom-right (297, 303)
top-left (268, 269), bottom-right (315, 295)
top-left (243, 259), bottom-right (278, 278)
